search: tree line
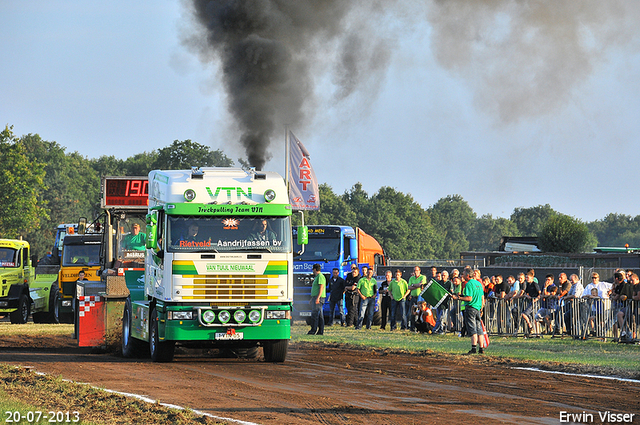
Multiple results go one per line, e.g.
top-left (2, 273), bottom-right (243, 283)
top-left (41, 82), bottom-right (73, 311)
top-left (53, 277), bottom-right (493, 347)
top-left (1, 125), bottom-right (638, 259)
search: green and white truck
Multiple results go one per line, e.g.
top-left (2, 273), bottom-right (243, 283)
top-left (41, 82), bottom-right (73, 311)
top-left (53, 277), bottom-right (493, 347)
top-left (122, 167), bottom-right (301, 362)
top-left (0, 239), bottom-right (59, 324)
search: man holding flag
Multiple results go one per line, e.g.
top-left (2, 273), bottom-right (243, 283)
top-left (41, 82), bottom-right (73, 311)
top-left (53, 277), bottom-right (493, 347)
top-left (452, 267), bottom-right (486, 354)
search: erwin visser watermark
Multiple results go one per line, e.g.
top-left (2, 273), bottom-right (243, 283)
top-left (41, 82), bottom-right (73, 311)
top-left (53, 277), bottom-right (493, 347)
top-left (559, 411), bottom-right (636, 423)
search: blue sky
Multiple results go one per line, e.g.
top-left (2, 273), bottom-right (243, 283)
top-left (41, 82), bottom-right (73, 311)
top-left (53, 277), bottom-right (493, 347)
top-left (2, 1), bottom-right (640, 222)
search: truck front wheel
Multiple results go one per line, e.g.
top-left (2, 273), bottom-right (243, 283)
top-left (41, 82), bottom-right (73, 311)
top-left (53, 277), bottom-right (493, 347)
top-left (263, 339), bottom-right (288, 362)
top-left (10, 293), bottom-right (30, 324)
top-left (45, 285), bottom-right (60, 324)
top-left (122, 299), bottom-right (148, 358)
top-left (149, 308), bottom-right (175, 362)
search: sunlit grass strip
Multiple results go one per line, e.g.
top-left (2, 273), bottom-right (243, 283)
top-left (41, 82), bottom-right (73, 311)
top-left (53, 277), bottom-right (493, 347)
top-left (0, 365), bottom-right (224, 425)
top-left (0, 323), bottom-right (74, 337)
top-left (291, 323), bottom-right (640, 373)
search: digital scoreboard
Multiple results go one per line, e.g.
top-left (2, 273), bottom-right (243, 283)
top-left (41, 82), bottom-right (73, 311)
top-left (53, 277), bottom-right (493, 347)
top-left (101, 176), bottom-right (149, 209)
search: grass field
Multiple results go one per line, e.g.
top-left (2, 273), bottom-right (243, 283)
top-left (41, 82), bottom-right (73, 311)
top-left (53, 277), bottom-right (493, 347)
top-left (291, 322), bottom-right (640, 373)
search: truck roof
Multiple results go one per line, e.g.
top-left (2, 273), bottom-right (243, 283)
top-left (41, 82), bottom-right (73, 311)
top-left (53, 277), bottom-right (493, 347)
top-left (149, 167), bottom-right (287, 206)
top-left (63, 234), bottom-right (102, 245)
top-left (0, 239), bottom-right (30, 249)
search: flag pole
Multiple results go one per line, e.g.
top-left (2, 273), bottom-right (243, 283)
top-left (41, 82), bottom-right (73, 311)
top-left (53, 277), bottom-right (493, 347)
top-left (285, 126), bottom-right (290, 191)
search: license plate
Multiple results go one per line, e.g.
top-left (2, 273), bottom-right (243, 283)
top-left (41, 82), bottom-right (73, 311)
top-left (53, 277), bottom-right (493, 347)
top-left (299, 311), bottom-right (312, 317)
top-left (215, 332), bottom-right (244, 340)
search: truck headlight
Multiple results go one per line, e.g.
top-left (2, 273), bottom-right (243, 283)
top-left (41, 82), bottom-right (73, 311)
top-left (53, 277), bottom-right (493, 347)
top-left (62, 300), bottom-right (72, 307)
top-left (0, 301), bottom-right (7, 307)
top-left (169, 311), bottom-right (193, 320)
top-left (218, 310), bottom-right (231, 324)
top-left (184, 189), bottom-right (196, 202)
top-left (264, 189), bottom-right (276, 202)
top-left (202, 310), bottom-right (215, 324)
top-left (233, 310), bottom-right (246, 323)
top-left (266, 310), bottom-right (286, 319)
top-left (248, 310), bottom-right (261, 323)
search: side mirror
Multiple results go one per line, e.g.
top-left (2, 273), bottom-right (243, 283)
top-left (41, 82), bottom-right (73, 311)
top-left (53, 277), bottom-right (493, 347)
top-left (297, 225), bottom-right (308, 245)
top-left (146, 212), bottom-right (158, 250)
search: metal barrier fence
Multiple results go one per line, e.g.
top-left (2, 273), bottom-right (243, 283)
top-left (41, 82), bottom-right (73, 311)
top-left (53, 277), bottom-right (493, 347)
top-left (436, 298), bottom-right (639, 341)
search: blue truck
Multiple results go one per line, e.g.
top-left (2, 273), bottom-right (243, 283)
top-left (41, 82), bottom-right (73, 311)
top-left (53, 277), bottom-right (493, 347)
top-left (292, 225), bottom-right (386, 323)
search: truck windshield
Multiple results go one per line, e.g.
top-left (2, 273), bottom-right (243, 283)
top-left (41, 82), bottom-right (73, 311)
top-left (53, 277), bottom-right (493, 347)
top-left (0, 248), bottom-right (18, 267)
top-left (62, 244), bottom-right (101, 266)
top-left (293, 237), bottom-right (340, 261)
top-left (167, 216), bottom-right (291, 253)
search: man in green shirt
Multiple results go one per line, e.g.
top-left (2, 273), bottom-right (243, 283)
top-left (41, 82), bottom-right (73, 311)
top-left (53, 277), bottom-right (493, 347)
top-left (452, 267), bottom-right (485, 354)
top-left (309, 263), bottom-right (326, 335)
top-left (407, 266), bottom-right (427, 332)
top-left (123, 223), bottom-right (146, 251)
top-left (355, 268), bottom-right (378, 330)
top-left (389, 269), bottom-right (408, 330)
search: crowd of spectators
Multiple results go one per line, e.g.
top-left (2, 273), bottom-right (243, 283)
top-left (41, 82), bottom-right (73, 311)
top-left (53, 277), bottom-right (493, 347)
top-left (319, 264), bottom-right (640, 343)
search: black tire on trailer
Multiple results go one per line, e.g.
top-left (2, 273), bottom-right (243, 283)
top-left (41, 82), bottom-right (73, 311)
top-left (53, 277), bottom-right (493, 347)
top-left (149, 307), bottom-right (175, 362)
top-left (372, 310), bottom-right (382, 326)
top-left (263, 339), bottom-right (288, 362)
top-left (10, 293), bottom-right (30, 324)
top-left (122, 298), bottom-right (148, 358)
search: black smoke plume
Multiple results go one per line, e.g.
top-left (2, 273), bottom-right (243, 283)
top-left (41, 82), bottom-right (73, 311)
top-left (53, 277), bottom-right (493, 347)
top-left (183, 1), bottom-right (394, 170)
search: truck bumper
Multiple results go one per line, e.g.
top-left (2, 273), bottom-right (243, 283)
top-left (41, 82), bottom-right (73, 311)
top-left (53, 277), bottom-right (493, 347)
top-left (0, 284), bottom-right (27, 311)
top-left (0, 296), bottom-right (19, 312)
top-left (134, 302), bottom-right (292, 344)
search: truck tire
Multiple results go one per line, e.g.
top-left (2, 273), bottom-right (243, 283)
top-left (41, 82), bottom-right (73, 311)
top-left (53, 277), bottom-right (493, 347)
top-left (10, 293), bottom-right (30, 324)
top-left (234, 346), bottom-right (259, 359)
top-left (150, 308), bottom-right (175, 362)
top-left (122, 298), bottom-right (148, 358)
top-left (46, 285), bottom-right (60, 324)
top-left (372, 311), bottom-right (381, 326)
top-left (263, 339), bottom-right (288, 362)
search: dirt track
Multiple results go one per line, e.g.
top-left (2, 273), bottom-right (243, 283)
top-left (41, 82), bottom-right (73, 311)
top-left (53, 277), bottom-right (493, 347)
top-left (1, 333), bottom-right (639, 425)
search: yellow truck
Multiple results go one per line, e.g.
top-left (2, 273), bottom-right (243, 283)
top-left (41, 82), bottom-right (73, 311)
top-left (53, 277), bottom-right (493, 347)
top-left (0, 239), bottom-right (59, 324)
top-left (56, 233), bottom-right (102, 323)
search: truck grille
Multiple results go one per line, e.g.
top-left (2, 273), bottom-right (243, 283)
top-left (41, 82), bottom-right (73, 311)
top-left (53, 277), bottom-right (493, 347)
top-left (177, 274), bottom-right (281, 300)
